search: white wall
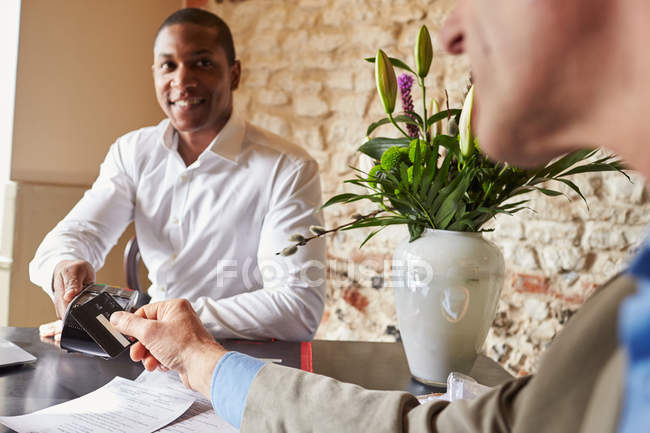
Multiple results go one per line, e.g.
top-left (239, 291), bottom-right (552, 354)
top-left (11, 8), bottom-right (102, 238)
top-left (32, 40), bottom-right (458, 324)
top-left (0, 0), bottom-right (21, 325)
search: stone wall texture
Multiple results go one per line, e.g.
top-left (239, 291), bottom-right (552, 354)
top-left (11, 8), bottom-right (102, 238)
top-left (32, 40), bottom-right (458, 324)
top-left (204, 0), bottom-right (650, 376)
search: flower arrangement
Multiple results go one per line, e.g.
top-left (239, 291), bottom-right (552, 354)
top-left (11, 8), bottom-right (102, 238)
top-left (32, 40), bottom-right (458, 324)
top-left (279, 25), bottom-right (626, 256)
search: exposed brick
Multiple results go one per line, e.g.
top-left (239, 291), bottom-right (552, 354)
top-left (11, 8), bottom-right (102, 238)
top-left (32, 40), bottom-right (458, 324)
top-left (310, 31), bottom-right (346, 52)
top-left (257, 89), bottom-right (289, 106)
top-left (250, 112), bottom-right (291, 137)
top-left (293, 126), bottom-right (325, 150)
top-left (343, 288), bottom-right (369, 313)
top-left (540, 244), bottom-right (585, 273)
top-left (512, 274), bottom-right (550, 294)
top-left (583, 223), bottom-right (629, 250)
top-left (607, 173), bottom-right (646, 204)
top-left (294, 95), bottom-right (329, 117)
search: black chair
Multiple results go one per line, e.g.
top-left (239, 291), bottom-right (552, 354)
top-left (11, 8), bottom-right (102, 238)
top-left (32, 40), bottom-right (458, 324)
top-left (123, 236), bottom-right (150, 303)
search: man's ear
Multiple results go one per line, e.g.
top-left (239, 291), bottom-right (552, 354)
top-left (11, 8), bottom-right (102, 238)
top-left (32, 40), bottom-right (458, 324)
top-left (230, 60), bottom-right (241, 91)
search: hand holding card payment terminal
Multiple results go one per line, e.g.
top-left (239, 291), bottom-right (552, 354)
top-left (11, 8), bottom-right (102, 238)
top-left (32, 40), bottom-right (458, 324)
top-left (60, 284), bottom-right (148, 358)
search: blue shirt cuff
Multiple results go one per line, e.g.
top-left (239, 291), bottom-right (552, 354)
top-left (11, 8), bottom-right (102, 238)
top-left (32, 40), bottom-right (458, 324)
top-left (210, 351), bottom-right (265, 429)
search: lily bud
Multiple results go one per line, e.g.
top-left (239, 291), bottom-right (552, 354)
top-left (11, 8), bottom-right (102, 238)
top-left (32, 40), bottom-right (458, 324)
top-left (428, 98), bottom-right (441, 136)
top-left (414, 25), bottom-right (433, 78)
top-left (375, 49), bottom-right (397, 114)
top-left (459, 85), bottom-right (476, 157)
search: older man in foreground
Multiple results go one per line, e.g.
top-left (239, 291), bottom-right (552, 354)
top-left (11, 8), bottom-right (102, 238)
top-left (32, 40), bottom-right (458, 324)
top-left (111, 1), bottom-right (649, 432)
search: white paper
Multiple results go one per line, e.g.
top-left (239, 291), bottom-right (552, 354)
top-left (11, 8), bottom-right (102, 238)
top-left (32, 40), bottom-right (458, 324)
top-left (0, 377), bottom-right (194, 433)
top-left (135, 369), bottom-right (237, 433)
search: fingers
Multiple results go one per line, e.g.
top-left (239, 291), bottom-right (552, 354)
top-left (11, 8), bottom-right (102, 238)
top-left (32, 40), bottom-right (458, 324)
top-left (39, 320), bottom-right (63, 338)
top-left (142, 355), bottom-right (161, 371)
top-left (61, 262), bottom-right (95, 301)
top-left (52, 261), bottom-right (95, 318)
top-left (130, 341), bottom-right (148, 362)
top-left (110, 311), bottom-right (152, 343)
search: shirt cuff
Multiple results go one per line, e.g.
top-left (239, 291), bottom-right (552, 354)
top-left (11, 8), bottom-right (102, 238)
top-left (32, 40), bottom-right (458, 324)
top-left (210, 351), bottom-right (265, 429)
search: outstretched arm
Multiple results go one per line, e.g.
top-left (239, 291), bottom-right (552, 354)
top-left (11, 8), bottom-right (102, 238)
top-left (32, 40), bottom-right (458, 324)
top-left (29, 139), bottom-right (135, 316)
top-left (112, 298), bottom-right (528, 433)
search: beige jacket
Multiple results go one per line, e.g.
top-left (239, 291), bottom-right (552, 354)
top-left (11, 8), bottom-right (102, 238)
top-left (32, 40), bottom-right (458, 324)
top-left (242, 274), bottom-right (635, 433)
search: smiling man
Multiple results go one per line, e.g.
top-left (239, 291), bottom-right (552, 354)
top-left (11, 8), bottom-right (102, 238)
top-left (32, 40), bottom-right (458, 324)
top-left (110, 1), bottom-right (649, 432)
top-left (30, 8), bottom-right (326, 342)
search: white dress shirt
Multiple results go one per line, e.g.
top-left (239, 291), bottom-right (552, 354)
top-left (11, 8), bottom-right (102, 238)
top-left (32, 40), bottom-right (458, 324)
top-left (29, 112), bottom-right (326, 341)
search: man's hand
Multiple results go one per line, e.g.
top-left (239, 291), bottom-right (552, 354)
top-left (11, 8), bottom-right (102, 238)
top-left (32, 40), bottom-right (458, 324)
top-left (52, 260), bottom-right (95, 319)
top-left (110, 299), bottom-right (227, 398)
top-left (39, 319), bottom-right (63, 342)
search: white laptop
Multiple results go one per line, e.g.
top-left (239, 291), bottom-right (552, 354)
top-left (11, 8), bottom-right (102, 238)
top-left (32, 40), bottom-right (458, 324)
top-left (0, 337), bottom-right (37, 367)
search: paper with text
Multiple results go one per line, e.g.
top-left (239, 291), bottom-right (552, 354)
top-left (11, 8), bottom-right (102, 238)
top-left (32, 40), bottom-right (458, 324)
top-left (0, 376), bottom-right (194, 433)
top-left (135, 369), bottom-right (237, 433)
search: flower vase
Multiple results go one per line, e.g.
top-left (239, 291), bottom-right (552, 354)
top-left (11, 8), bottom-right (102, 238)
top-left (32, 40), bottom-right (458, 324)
top-left (392, 229), bottom-right (504, 385)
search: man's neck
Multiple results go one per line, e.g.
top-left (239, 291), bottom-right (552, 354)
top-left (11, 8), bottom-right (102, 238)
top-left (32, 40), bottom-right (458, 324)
top-left (176, 114), bottom-right (231, 167)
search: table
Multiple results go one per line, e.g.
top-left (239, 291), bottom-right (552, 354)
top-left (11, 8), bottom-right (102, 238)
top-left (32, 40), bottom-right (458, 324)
top-left (0, 328), bottom-right (512, 432)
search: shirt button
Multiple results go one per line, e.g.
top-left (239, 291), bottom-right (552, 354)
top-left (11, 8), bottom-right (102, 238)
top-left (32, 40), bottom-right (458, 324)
top-left (180, 174), bottom-right (188, 182)
top-left (160, 286), bottom-right (166, 293)
top-left (171, 254), bottom-right (177, 263)
top-left (172, 217), bottom-right (179, 225)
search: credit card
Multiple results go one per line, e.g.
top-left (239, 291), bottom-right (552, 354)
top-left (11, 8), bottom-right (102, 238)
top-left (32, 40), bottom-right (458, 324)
top-left (70, 292), bottom-right (135, 358)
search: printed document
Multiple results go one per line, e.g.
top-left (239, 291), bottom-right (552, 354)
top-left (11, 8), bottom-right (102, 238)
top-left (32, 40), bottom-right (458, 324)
top-left (0, 376), bottom-right (194, 433)
top-left (135, 369), bottom-right (237, 432)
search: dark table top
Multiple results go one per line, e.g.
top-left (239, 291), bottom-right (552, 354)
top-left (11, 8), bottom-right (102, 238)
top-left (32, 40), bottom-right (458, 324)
top-left (0, 327), bottom-right (512, 432)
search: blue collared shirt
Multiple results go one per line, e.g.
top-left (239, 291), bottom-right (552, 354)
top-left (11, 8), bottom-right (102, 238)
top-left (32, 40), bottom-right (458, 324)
top-left (210, 351), bottom-right (264, 429)
top-left (618, 238), bottom-right (650, 433)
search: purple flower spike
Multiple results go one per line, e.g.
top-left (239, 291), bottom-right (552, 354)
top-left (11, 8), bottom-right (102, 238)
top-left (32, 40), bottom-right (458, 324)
top-left (398, 74), bottom-right (419, 138)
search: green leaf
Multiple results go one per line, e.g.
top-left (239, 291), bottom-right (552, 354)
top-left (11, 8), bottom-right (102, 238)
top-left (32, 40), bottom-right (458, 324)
top-left (365, 56), bottom-right (416, 75)
top-left (534, 149), bottom-right (597, 179)
top-left (434, 171), bottom-right (473, 229)
top-left (533, 187), bottom-right (564, 197)
top-left (424, 151), bottom-right (452, 208)
top-left (426, 109), bottom-right (462, 129)
top-left (434, 134), bottom-right (460, 157)
top-left (411, 141), bottom-right (423, 194)
top-left (359, 227), bottom-right (386, 248)
top-left (320, 193), bottom-right (376, 209)
top-left (399, 162), bottom-right (410, 190)
top-left (358, 137), bottom-right (410, 160)
top-left (342, 216), bottom-right (410, 229)
top-left (561, 162), bottom-right (629, 179)
top-left (555, 178), bottom-right (587, 203)
top-left (420, 155), bottom-right (436, 196)
top-left (408, 223), bottom-right (425, 242)
top-left (366, 115), bottom-right (420, 136)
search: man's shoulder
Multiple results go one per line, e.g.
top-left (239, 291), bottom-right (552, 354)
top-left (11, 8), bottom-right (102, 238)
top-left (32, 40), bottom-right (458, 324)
top-left (242, 122), bottom-right (317, 169)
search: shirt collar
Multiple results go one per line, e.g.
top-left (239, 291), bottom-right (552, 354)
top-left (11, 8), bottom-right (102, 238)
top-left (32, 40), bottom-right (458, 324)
top-left (159, 111), bottom-right (246, 165)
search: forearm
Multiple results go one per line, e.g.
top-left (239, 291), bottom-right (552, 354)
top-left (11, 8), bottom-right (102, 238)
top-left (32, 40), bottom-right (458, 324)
top-left (192, 286), bottom-right (324, 341)
top-left (242, 364), bottom-right (530, 433)
top-left (29, 141), bottom-right (135, 294)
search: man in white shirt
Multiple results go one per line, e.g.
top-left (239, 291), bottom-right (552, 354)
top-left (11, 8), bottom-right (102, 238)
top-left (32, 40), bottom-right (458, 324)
top-left (30, 8), bottom-right (326, 341)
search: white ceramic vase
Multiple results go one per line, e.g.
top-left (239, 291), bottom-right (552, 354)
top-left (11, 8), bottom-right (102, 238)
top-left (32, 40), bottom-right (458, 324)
top-left (392, 228), bottom-right (504, 385)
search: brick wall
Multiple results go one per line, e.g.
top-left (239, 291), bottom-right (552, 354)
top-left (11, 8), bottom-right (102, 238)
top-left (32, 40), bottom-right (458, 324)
top-left (204, 0), bottom-right (650, 376)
